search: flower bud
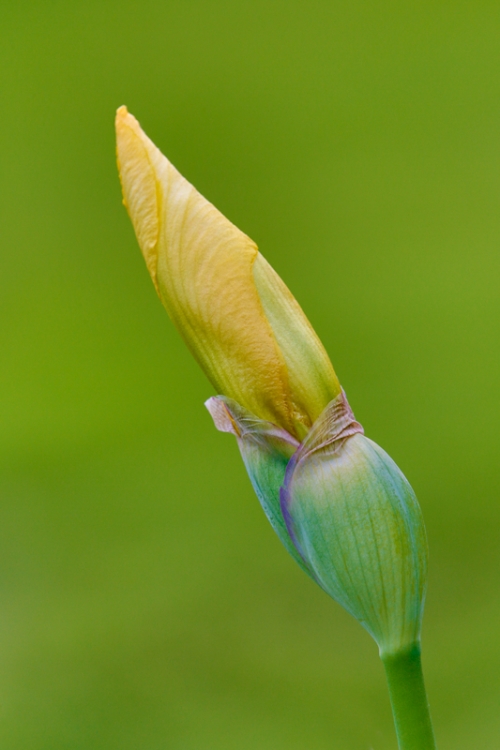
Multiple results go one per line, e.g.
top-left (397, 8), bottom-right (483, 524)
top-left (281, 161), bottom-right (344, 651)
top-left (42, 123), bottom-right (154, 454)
top-left (117, 107), bottom-right (429, 659)
top-left (116, 106), bottom-right (340, 439)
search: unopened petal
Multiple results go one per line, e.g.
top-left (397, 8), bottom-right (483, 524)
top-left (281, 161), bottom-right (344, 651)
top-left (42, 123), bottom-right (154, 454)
top-left (253, 254), bottom-right (341, 437)
top-left (116, 107), bottom-right (298, 432)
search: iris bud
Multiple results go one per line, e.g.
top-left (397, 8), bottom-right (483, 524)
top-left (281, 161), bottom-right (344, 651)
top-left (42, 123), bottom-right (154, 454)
top-left (116, 105), bottom-right (429, 656)
top-left (117, 107), bottom-right (435, 749)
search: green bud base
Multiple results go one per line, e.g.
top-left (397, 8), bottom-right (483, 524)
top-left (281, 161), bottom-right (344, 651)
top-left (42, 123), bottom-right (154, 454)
top-left (382, 644), bottom-right (436, 750)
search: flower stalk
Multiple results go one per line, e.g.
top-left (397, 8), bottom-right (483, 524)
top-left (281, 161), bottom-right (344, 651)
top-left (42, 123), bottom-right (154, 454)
top-left (382, 645), bottom-right (436, 750)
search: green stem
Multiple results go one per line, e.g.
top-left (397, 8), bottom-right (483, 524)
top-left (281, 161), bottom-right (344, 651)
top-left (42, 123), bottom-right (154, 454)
top-left (382, 643), bottom-right (436, 750)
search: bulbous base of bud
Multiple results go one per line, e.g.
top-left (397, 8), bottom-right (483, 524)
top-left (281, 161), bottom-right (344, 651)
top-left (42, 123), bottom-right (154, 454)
top-left (207, 390), bottom-right (428, 655)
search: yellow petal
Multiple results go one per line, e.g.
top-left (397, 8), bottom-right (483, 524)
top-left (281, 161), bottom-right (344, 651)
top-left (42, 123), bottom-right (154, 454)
top-left (253, 254), bottom-right (340, 435)
top-left (116, 106), bottom-right (340, 438)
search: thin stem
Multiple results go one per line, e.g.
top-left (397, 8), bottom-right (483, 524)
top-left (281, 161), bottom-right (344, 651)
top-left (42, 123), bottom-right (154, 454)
top-left (382, 643), bottom-right (436, 750)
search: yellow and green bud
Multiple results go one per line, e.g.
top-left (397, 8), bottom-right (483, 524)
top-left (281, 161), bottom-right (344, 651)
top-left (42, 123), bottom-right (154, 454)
top-left (116, 109), bottom-right (434, 744)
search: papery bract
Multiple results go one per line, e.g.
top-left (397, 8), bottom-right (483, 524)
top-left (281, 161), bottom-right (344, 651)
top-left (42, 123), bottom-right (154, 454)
top-left (280, 393), bottom-right (428, 655)
top-left (205, 395), bottom-right (310, 576)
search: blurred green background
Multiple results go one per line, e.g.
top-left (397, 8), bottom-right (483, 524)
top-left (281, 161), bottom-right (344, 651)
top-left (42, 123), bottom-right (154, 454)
top-left (1, 1), bottom-right (500, 747)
